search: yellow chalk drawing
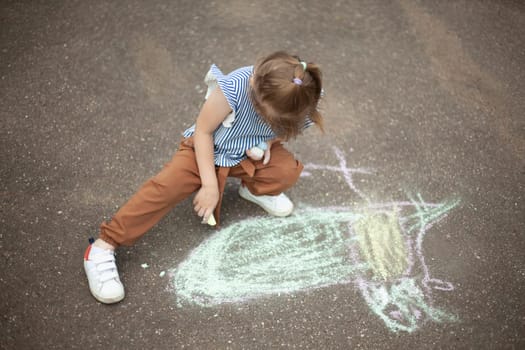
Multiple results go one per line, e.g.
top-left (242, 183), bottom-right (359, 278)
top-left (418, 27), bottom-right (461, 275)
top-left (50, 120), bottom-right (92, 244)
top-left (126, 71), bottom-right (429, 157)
top-left (354, 211), bottom-right (408, 281)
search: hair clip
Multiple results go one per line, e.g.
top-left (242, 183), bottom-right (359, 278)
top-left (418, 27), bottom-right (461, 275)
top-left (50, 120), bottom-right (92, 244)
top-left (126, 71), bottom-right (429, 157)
top-left (300, 61), bottom-right (307, 71)
top-left (293, 77), bottom-right (303, 85)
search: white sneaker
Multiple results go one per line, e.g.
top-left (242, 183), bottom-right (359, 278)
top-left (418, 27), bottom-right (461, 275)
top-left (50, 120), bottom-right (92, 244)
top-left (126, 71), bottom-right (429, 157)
top-left (84, 244), bottom-right (125, 304)
top-left (239, 185), bottom-right (294, 217)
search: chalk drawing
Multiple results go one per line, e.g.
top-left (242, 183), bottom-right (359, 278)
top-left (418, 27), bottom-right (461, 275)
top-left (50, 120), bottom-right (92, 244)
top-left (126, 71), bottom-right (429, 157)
top-left (174, 209), bottom-right (365, 307)
top-left (171, 147), bottom-right (460, 333)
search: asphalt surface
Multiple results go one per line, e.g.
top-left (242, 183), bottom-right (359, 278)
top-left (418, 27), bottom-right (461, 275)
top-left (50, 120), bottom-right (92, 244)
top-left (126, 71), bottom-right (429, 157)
top-left (1, 1), bottom-right (524, 349)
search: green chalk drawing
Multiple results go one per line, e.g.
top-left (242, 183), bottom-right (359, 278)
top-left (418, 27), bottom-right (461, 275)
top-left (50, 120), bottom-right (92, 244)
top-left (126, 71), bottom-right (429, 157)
top-left (402, 194), bottom-right (461, 235)
top-left (170, 146), bottom-right (461, 333)
top-left (357, 278), bottom-right (457, 333)
top-left (173, 209), bottom-right (366, 307)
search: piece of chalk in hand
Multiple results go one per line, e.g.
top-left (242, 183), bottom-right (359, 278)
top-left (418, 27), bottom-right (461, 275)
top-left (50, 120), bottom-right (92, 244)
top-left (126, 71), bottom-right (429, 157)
top-left (206, 214), bottom-right (216, 226)
top-left (249, 146), bottom-right (264, 159)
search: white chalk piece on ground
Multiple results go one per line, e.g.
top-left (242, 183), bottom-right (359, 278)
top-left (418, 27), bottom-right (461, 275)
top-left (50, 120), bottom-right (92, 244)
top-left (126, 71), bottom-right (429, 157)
top-left (159, 271), bottom-right (166, 277)
top-left (141, 263), bottom-right (149, 269)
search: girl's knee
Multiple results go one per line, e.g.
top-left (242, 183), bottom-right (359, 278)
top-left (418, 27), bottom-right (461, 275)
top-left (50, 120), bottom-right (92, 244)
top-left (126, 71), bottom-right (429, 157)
top-left (286, 161), bottom-right (303, 184)
top-left (272, 160), bottom-right (303, 188)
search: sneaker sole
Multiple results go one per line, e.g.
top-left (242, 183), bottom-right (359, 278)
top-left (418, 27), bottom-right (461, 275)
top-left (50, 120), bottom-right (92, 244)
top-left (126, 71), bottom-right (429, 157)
top-left (88, 287), bottom-right (125, 304)
top-left (238, 186), bottom-right (293, 217)
top-left (89, 287), bottom-right (125, 304)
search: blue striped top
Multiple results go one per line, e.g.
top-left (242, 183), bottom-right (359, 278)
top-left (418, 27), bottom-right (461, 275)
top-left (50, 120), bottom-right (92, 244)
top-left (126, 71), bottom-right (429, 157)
top-left (183, 64), bottom-right (312, 167)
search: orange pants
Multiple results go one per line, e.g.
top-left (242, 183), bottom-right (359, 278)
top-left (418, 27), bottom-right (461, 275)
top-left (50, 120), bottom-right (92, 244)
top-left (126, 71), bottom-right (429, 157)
top-left (99, 138), bottom-right (304, 247)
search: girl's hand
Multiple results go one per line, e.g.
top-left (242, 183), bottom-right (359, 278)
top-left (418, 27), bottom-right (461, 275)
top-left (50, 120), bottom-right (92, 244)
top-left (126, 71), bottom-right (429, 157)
top-left (193, 185), bottom-right (219, 223)
top-left (246, 141), bottom-right (272, 165)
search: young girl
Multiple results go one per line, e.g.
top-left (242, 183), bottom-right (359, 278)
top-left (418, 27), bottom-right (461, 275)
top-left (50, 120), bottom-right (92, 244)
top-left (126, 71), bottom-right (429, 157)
top-left (83, 51), bottom-right (324, 303)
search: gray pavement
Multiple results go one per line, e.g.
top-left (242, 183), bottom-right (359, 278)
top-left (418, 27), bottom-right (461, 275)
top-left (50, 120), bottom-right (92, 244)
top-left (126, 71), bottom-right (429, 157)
top-left (1, 0), bottom-right (524, 349)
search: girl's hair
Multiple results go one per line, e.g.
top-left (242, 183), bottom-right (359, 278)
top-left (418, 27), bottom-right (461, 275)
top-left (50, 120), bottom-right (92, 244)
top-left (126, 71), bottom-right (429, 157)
top-left (250, 51), bottom-right (324, 140)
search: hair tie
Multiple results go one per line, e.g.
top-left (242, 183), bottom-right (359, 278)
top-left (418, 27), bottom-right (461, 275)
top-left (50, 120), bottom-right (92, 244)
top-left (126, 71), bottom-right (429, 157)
top-left (300, 61), bottom-right (307, 71)
top-left (292, 77), bottom-right (303, 85)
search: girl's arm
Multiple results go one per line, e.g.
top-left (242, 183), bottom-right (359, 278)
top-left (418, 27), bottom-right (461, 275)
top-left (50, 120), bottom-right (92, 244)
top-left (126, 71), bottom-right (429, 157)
top-left (193, 88), bottom-right (232, 223)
